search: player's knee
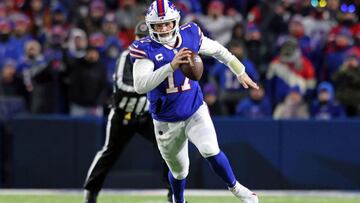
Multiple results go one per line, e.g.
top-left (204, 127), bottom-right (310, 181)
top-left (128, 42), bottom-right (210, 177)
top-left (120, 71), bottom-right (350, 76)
top-left (172, 170), bottom-right (189, 180)
top-left (170, 162), bottom-right (189, 179)
top-left (198, 143), bottom-right (220, 158)
top-left (165, 158), bottom-right (189, 179)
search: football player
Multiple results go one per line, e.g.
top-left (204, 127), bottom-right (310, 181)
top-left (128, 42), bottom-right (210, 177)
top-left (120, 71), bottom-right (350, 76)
top-left (130, 1), bottom-right (259, 203)
top-left (83, 21), bottom-right (173, 203)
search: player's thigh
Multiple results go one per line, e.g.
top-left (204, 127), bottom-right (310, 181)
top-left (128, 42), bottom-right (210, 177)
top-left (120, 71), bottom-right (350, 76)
top-left (153, 120), bottom-right (190, 175)
top-left (186, 103), bottom-right (220, 158)
top-left (153, 120), bottom-right (187, 158)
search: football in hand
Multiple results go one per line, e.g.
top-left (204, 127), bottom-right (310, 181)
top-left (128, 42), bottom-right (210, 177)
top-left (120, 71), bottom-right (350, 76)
top-left (179, 50), bottom-right (203, 81)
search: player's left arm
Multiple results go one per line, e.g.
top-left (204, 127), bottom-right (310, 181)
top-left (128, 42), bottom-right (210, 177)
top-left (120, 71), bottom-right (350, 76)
top-left (199, 36), bottom-right (259, 89)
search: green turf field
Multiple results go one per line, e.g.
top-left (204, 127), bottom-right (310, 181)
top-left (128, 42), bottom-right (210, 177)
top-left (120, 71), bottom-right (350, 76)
top-left (0, 194), bottom-right (359, 203)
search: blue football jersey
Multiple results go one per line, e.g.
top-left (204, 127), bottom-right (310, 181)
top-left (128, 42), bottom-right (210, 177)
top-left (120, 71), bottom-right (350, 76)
top-left (130, 22), bottom-right (204, 122)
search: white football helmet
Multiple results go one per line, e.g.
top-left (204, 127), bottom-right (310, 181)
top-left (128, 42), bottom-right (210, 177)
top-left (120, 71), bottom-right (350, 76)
top-left (145, 0), bottom-right (180, 44)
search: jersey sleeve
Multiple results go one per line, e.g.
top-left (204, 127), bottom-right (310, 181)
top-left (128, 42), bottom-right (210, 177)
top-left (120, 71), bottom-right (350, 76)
top-left (129, 39), bottom-right (149, 63)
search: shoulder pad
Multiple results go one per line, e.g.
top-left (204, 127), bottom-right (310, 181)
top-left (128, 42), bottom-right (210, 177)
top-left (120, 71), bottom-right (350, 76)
top-left (180, 22), bottom-right (204, 51)
top-left (129, 38), bottom-right (151, 60)
top-left (181, 22), bottom-right (203, 38)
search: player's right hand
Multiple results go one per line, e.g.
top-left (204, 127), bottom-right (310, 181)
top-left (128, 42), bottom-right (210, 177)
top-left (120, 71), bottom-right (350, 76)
top-left (170, 48), bottom-right (192, 70)
top-left (237, 72), bottom-right (259, 89)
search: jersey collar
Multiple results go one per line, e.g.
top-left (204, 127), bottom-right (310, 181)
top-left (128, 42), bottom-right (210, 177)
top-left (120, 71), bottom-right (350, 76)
top-left (163, 35), bottom-right (182, 50)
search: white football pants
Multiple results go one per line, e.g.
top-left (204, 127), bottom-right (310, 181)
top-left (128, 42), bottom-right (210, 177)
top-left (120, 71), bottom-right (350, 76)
top-left (153, 103), bottom-right (220, 180)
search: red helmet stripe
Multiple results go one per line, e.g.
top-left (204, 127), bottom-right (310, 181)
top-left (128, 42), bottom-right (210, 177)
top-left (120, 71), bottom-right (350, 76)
top-left (157, 0), bottom-right (165, 17)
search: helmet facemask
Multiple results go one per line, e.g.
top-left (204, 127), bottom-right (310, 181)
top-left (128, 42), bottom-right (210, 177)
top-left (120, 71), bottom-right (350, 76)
top-left (148, 18), bottom-right (179, 44)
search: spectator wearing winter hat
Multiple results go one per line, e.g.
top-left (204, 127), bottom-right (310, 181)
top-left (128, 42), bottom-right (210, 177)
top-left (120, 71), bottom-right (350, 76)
top-left (66, 28), bottom-right (88, 61)
top-left (310, 81), bottom-right (346, 120)
top-left (19, 40), bottom-right (58, 114)
top-left (26, 0), bottom-right (52, 42)
top-left (287, 15), bottom-right (306, 40)
top-left (0, 17), bottom-right (17, 67)
top-left (332, 53), bottom-right (360, 116)
top-left (324, 28), bottom-right (354, 81)
top-left (46, 25), bottom-right (67, 48)
top-left (116, 0), bottom-right (147, 48)
top-left (72, 0), bottom-right (91, 30)
top-left (10, 13), bottom-right (33, 61)
top-left (75, 0), bottom-right (106, 34)
top-left (266, 37), bottom-right (316, 106)
top-left (0, 59), bottom-right (26, 98)
top-left (42, 25), bottom-right (70, 113)
top-left (235, 84), bottom-right (272, 119)
top-left (67, 45), bottom-right (107, 117)
top-left (90, 0), bottom-right (106, 31)
top-left (273, 86), bottom-right (310, 120)
top-left (88, 32), bottom-right (106, 54)
top-left (44, 25), bottom-right (68, 63)
top-left (11, 12), bottom-right (31, 33)
top-left (50, 2), bottom-right (69, 28)
top-left (287, 15), bottom-right (314, 64)
top-left (278, 14), bottom-right (324, 78)
top-left (103, 37), bottom-right (122, 84)
top-left (102, 12), bottom-right (118, 38)
top-left (244, 23), bottom-right (267, 78)
top-left (0, 59), bottom-right (28, 117)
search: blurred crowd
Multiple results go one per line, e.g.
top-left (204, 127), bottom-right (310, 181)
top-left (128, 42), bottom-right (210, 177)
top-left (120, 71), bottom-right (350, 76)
top-left (0, 0), bottom-right (359, 120)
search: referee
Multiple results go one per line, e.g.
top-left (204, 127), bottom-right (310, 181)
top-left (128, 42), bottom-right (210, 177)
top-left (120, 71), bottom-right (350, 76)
top-left (83, 21), bottom-right (172, 203)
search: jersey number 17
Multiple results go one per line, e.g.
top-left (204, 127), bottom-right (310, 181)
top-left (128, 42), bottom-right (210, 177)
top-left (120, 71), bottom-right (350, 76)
top-left (166, 74), bottom-right (191, 94)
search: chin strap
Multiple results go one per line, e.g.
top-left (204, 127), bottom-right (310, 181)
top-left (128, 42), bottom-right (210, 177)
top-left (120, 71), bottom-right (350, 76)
top-left (165, 35), bottom-right (178, 47)
top-left (227, 57), bottom-right (245, 76)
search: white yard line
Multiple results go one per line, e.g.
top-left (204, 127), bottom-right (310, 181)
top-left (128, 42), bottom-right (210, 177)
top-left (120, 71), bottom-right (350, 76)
top-left (0, 189), bottom-right (359, 198)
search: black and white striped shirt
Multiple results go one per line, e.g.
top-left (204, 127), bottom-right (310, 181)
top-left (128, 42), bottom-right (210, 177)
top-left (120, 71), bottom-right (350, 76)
top-left (112, 50), bottom-right (149, 115)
